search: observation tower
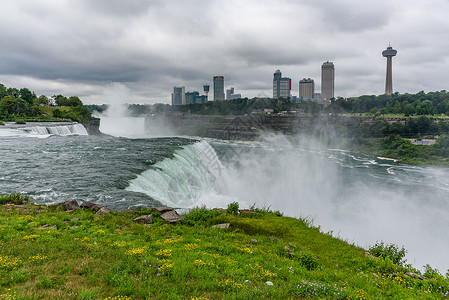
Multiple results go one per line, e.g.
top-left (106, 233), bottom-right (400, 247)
top-left (382, 45), bottom-right (397, 95)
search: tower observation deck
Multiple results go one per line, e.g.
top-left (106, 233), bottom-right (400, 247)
top-left (382, 46), bottom-right (397, 95)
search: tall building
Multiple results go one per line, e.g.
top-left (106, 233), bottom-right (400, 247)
top-left (185, 91), bottom-right (199, 105)
top-left (226, 87), bottom-right (241, 100)
top-left (321, 61), bottom-right (335, 101)
top-left (213, 76), bottom-right (225, 101)
top-left (272, 70), bottom-right (291, 99)
top-left (171, 86), bottom-right (185, 106)
top-left (203, 84), bottom-right (210, 101)
top-left (382, 45), bottom-right (397, 95)
top-left (299, 78), bottom-right (315, 99)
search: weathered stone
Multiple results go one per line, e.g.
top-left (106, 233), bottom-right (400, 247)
top-left (269, 237), bottom-right (280, 242)
top-left (239, 209), bottom-right (258, 215)
top-left (250, 239), bottom-right (258, 243)
top-left (96, 207), bottom-right (111, 215)
top-left (152, 206), bottom-right (175, 214)
top-left (405, 272), bottom-right (427, 280)
top-left (133, 214), bottom-right (154, 224)
top-left (284, 245), bottom-right (294, 258)
top-left (38, 224), bottom-right (57, 230)
top-left (212, 223), bottom-right (231, 229)
top-left (80, 201), bottom-right (100, 211)
top-left (160, 210), bottom-right (182, 223)
top-left (49, 200), bottom-right (79, 211)
top-left (80, 201), bottom-right (109, 213)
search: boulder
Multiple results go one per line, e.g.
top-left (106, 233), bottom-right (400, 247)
top-left (239, 209), bottom-right (258, 215)
top-left (96, 207), bottom-right (112, 215)
top-left (405, 272), bottom-right (427, 280)
top-left (212, 223), bottom-right (231, 229)
top-left (133, 214), bottom-right (154, 224)
top-left (152, 206), bottom-right (175, 214)
top-left (80, 201), bottom-right (107, 212)
top-left (160, 210), bottom-right (182, 223)
top-left (269, 237), bottom-right (280, 242)
top-left (49, 200), bottom-right (79, 211)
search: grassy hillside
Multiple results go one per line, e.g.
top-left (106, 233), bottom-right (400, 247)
top-left (0, 195), bottom-right (448, 299)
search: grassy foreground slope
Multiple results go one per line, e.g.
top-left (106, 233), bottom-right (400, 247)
top-left (1, 197), bottom-right (448, 299)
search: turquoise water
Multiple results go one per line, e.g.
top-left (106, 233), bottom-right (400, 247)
top-left (1, 121), bottom-right (449, 272)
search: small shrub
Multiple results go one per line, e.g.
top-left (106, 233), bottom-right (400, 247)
top-left (368, 241), bottom-right (407, 266)
top-left (0, 121), bottom-right (4, 125)
top-left (0, 193), bottom-right (31, 205)
top-left (15, 119), bottom-right (26, 124)
top-left (182, 206), bottom-right (223, 226)
top-left (298, 253), bottom-right (319, 271)
top-left (226, 202), bottom-right (239, 215)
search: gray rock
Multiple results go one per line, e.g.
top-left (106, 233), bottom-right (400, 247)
top-left (250, 239), bottom-right (258, 243)
top-left (49, 200), bottom-right (79, 211)
top-left (160, 210), bottom-right (182, 223)
top-left (152, 206), bottom-right (175, 214)
top-left (96, 207), bottom-right (111, 215)
top-left (80, 201), bottom-right (109, 213)
top-left (38, 224), bottom-right (57, 230)
top-left (269, 237), bottom-right (280, 242)
top-left (284, 245), bottom-right (294, 258)
top-left (239, 209), bottom-right (258, 215)
top-left (133, 214), bottom-right (154, 224)
top-left (405, 272), bottom-right (427, 280)
top-left (212, 223), bottom-right (231, 229)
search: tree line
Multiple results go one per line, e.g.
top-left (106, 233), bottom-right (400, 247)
top-left (329, 90), bottom-right (449, 116)
top-left (0, 83), bottom-right (91, 123)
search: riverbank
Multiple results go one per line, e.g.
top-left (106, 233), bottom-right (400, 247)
top-left (1, 195), bottom-right (448, 299)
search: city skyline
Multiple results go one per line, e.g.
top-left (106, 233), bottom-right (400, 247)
top-left (0, 1), bottom-right (448, 105)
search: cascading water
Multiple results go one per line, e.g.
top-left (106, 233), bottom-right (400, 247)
top-left (0, 122), bottom-right (88, 137)
top-left (126, 140), bottom-right (228, 208)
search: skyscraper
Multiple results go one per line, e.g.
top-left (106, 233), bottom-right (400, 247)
top-left (272, 70), bottom-right (291, 99)
top-left (382, 45), bottom-right (397, 95)
top-left (213, 76), bottom-right (225, 101)
top-left (226, 87), bottom-right (241, 100)
top-left (171, 86), bottom-right (185, 105)
top-left (321, 61), bottom-right (335, 101)
top-left (299, 78), bottom-right (315, 99)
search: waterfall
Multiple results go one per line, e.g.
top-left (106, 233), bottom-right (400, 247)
top-left (0, 123), bottom-right (88, 137)
top-left (126, 140), bottom-right (228, 208)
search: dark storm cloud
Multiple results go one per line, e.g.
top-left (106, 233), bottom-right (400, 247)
top-left (0, 0), bottom-right (448, 103)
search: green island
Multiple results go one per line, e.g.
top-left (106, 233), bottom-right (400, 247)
top-left (1, 194), bottom-right (448, 299)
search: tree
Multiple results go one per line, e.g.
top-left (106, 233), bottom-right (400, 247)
top-left (0, 96), bottom-right (29, 116)
top-left (35, 95), bottom-right (49, 106)
top-left (19, 88), bottom-right (35, 106)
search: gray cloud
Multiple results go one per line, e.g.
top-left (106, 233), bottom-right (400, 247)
top-left (0, 0), bottom-right (448, 104)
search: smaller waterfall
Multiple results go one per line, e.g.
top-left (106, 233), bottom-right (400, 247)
top-left (0, 122), bottom-right (88, 137)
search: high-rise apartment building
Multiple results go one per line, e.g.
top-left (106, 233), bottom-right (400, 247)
top-left (321, 61), bottom-right (335, 101)
top-left (171, 86), bottom-right (185, 105)
top-left (213, 76), bottom-right (225, 101)
top-left (299, 78), bottom-right (315, 99)
top-left (273, 70), bottom-right (291, 99)
top-left (226, 87), bottom-right (241, 100)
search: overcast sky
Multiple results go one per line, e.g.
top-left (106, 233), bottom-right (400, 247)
top-left (1, 0), bottom-right (449, 104)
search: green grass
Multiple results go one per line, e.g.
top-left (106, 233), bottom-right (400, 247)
top-left (1, 197), bottom-right (448, 299)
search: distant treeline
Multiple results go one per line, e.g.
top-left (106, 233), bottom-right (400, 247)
top-left (0, 83), bottom-right (91, 123)
top-left (329, 91), bottom-right (449, 115)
